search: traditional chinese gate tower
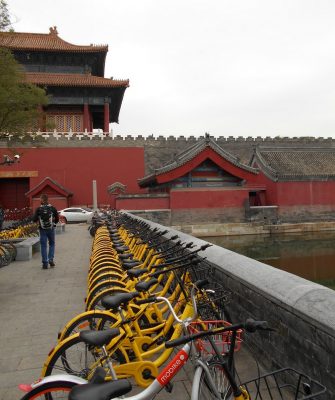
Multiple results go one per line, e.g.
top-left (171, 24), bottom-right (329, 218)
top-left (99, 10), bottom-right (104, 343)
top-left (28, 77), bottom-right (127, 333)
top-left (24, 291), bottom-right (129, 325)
top-left (0, 26), bottom-right (129, 133)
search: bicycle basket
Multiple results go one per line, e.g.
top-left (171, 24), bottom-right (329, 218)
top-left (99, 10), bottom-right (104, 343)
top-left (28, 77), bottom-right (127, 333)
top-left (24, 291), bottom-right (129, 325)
top-left (188, 320), bottom-right (242, 356)
top-left (241, 368), bottom-right (327, 400)
top-left (196, 282), bottom-right (232, 320)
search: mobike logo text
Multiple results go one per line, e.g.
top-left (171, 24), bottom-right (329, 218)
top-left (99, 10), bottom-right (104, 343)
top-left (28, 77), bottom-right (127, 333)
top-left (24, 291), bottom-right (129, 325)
top-left (157, 349), bottom-right (188, 385)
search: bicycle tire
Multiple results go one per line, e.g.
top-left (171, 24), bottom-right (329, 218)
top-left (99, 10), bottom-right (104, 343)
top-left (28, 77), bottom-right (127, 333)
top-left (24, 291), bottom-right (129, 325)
top-left (86, 287), bottom-right (129, 311)
top-left (0, 246), bottom-right (11, 266)
top-left (85, 280), bottom-right (127, 307)
top-left (44, 332), bottom-right (129, 379)
top-left (0, 253), bottom-right (7, 267)
top-left (58, 310), bottom-right (119, 341)
top-left (19, 380), bottom-right (76, 399)
top-left (193, 361), bottom-right (233, 400)
top-left (2, 242), bottom-right (17, 260)
top-left (88, 271), bottom-right (125, 289)
top-left (43, 335), bottom-right (100, 379)
top-left (88, 265), bottom-right (123, 281)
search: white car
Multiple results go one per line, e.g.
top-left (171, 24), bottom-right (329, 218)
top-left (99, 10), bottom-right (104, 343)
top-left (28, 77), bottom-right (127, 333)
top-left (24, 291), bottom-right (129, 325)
top-left (58, 207), bottom-right (94, 223)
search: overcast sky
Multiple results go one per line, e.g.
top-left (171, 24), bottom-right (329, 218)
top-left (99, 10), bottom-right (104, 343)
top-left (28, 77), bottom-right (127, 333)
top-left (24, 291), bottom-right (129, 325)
top-left (7, 0), bottom-right (335, 138)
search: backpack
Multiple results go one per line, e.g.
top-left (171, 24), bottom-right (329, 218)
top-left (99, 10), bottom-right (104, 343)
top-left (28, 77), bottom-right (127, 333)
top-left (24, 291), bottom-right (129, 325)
top-left (39, 204), bottom-right (54, 229)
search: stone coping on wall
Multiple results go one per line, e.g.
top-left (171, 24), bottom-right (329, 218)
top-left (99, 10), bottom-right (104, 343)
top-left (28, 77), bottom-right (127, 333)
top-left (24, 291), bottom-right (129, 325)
top-left (2, 133), bottom-right (335, 144)
top-left (124, 211), bottom-right (335, 336)
top-left (171, 221), bottom-right (335, 237)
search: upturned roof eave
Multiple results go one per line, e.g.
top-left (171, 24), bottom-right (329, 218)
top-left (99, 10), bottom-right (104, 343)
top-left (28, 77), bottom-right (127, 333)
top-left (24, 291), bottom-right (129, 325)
top-left (137, 175), bottom-right (157, 188)
top-left (138, 136), bottom-right (260, 188)
top-left (25, 72), bottom-right (130, 88)
top-left (253, 148), bottom-right (279, 181)
top-left (0, 31), bottom-right (108, 53)
top-left (154, 136), bottom-right (259, 176)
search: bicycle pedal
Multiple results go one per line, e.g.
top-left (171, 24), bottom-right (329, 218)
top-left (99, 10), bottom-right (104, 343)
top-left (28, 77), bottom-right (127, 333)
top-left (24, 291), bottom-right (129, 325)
top-left (164, 382), bottom-right (173, 393)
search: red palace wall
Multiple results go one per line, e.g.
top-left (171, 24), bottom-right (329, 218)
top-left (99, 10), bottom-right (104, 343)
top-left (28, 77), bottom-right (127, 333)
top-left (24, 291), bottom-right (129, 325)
top-left (2, 146), bottom-right (335, 218)
top-left (170, 188), bottom-right (249, 209)
top-left (116, 195), bottom-right (170, 210)
top-left (276, 181), bottom-right (335, 205)
top-left (0, 147), bottom-right (145, 208)
top-left (256, 172), bottom-right (335, 207)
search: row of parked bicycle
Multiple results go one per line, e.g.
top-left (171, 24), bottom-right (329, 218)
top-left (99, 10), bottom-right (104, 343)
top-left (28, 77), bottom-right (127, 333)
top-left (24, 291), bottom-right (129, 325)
top-left (0, 241), bottom-right (16, 268)
top-left (0, 216), bottom-right (38, 267)
top-left (0, 217), bottom-right (38, 240)
top-left (18, 212), bottom-right (327, 399)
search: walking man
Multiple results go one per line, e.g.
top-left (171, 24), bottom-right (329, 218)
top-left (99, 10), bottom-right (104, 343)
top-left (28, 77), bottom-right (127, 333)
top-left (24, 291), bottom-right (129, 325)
top-left (33, 194), bottom-right (59, 269)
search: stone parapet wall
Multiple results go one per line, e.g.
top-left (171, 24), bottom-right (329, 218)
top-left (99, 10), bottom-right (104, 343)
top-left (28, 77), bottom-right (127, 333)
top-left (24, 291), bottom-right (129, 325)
top-left (118, 208), bottom-right (335, 232)
top-left (171, 207), bottom-right (244, 225)
top-left (123, 209), bottom-right (171, 226)
top-left (278, 205), bottom-right (335, 223)
top-left (123, 212), bottom-right (335, 398)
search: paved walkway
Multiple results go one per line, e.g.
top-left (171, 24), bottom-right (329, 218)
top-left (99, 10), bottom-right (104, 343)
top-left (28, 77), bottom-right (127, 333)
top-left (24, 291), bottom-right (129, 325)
top-left (0, 224), bottom-right (258, 400)
top-left (0, 224), bottom-right (91, 399)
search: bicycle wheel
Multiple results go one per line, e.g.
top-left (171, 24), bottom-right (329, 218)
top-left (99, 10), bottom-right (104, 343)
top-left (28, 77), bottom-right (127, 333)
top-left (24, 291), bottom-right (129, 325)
top-left (85, 280), bottom-right (127, 308)
top-left (2, 242), bottom-right (17, 261)
top-left (44, 332), bottom-right (129, 379)
top-left (19, 380), bottom-right (76, 399)
top-left (0, 246), bottom-right (11, 267)
top-left (88, 271), bottom-right (125, 289)
top-left (58, 310), bottom-right (119, 341)
top-left (86, 287), bottom-right (129, 311)
top-left (195, 361), bottom-right (233, 400)
top-left (43, 335), bottom-right (100, 379)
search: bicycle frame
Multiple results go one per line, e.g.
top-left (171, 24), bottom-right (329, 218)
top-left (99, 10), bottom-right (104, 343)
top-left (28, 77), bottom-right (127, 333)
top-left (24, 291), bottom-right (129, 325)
top-left (27, 341), bottom-right (249, 400)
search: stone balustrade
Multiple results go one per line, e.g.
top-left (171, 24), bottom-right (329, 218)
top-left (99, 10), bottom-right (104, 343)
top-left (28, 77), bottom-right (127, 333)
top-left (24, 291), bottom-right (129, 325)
top-left (124, 211), bottom-right (335, 398)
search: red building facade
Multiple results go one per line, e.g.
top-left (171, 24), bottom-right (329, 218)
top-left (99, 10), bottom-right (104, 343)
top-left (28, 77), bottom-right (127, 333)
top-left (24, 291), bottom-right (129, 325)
top-left (1, 135), bottom-right (335, 225)
top-left (1, 30), bottom-right (335, 225)
top-left (0, 27), bottom-right (129, 133)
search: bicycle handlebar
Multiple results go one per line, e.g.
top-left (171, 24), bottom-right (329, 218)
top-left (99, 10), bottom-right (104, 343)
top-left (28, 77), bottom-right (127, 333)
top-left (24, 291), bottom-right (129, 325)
top-left (135, 279), bottom-right (209, 324)
top-left (158, 243), bottom-right (212, 264)
top-left (135, 295), bottom-right (157, 305)
top-left (149, 257), bottom-right (201, 278)
top-left (165, 319), bottom-right (272, 348)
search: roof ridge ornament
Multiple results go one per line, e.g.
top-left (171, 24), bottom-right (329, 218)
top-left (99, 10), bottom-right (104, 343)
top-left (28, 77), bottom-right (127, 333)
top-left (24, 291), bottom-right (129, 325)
top-left (49, 26), bottom-right (58, 35)
top-left (205, 132), bottom-right (210, 143)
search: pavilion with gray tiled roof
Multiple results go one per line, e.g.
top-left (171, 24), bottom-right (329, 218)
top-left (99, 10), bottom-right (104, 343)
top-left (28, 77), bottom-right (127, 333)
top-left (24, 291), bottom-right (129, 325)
top-left (139, 134), bottom-right (259, 187)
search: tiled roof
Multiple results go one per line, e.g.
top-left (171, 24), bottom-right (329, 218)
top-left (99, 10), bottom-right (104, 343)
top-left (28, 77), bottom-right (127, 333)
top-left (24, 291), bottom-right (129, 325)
top-left (0, 28), bottom-right (108, 53)
top-left (254, 147), bottom-right (335, 181)
top-left (25, 72), bottom-right (129, 88)
top-left (139, 134), bottom-right (258, 186)
top-left (26, 176), bottom-right (73, 197)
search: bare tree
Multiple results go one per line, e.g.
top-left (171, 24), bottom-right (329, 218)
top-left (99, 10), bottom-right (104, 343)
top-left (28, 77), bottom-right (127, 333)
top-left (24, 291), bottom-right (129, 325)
top-left (0, 0), bottom-right (12, 32)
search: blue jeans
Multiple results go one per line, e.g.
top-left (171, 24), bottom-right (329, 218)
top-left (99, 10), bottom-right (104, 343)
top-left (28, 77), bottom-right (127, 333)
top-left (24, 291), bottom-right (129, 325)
top-left (39, 228), bottom-right (55, 265)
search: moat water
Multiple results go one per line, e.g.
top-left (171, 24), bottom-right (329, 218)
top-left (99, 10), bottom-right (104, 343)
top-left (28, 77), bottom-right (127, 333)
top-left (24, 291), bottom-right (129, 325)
top-left (202, 231), bottom-right (335, 289)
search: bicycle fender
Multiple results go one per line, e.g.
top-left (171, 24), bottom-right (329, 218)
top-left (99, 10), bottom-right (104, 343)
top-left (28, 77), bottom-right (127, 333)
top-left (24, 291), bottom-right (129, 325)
top-left (19, 374), bottom-right (87, 392)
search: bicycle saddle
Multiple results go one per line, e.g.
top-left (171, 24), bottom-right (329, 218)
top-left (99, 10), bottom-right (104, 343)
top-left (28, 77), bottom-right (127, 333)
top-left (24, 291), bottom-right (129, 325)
top-left (69, 379), bottom-right (132, 400)
top-left (101, 292), bottom-right (139, 310)
top-left (135, 278), bottom-right (159, 292)
top-left (126, 267), bottom-right (148, 278)
top-left (79, 328), bottom-right (120, 347)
